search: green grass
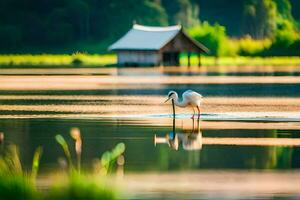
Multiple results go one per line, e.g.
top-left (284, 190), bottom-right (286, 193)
top-left (0, 175), bottom-right (38, 200)
top-left (45, 175), bottom-right (116, 200)
top-left (0, 131), bottom-right (123, 200)
top-left (180, 54), bottom-right (300, 66)
top-left (0, 53), bottom-right (300, 68)
top-left (0, 173), bottom-right (116, 200)
top-left (0, 53), bottom-right (116, 67)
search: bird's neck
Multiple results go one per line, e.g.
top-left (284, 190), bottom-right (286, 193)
top-left (174, 97), bottom-right (188, 107)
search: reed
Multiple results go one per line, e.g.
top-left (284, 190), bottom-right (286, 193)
top-left (0, 144), bottom-right (41, 200)
top-left (100, 143), bottom-right (126, 175)
top-left (55, 134), bottom-right (73, 170)
top-left (70, 128), bottom-right (82, 173)
top-left (0, 129), bottom-right (123, 200)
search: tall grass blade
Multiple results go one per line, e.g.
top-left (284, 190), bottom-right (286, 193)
top-left (4, 145), bottom-right (23, 175)
top-left (31, 146), bottom-right (43, 181)
top-left (55, 134), bottom-right (73, 170)
top-left (70, 128), bottom-right (82, 173)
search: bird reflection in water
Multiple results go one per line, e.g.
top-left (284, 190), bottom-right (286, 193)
top-left (154, 118), bottom-right (202, 151)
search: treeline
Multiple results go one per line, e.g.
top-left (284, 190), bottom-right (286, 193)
top-left (0, 0), bottom-right (171, 51)
top-left (0, 0), bottom-right (299, 55)
top-left (189, 0), bottom-right (300, 56)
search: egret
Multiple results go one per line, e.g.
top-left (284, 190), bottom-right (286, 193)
top-left (164, 90), bottom-right (203, 119)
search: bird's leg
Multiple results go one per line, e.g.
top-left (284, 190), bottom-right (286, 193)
top-left (191, 106), bottom-right (195, 119)
top-left (196, 116), bottom-right (200, 132)
top-left (197, 106), bottom-right (201, 119)
top-left (192, 117), bottom-right (195, 132)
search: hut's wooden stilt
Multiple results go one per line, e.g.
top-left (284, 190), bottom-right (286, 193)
top-left (198, 53), bottom-right (201, 68)
top-left (187, 52), bottom-right (191, 67)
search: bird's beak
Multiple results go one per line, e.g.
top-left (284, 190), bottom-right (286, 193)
top-left (164, 97), bottom-right (171, 103)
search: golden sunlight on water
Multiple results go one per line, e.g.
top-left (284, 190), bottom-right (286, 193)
top-left (1, 95), bottom-right (300, 118)
top-left (202, 137), bottom-right (300, 146)
top-left (121, 171), bottom-right (300, 197)
top-left (1, 66), bottom-right (300, 75)
top-left (1, 75), bottom-right (300, 90)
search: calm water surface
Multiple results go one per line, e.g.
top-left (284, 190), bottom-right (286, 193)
top-left (1, 67), bottom-right (300, 199)
top-left (2, 118), bottom-right (300, 171)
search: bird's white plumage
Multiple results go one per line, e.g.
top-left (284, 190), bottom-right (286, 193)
top-left (166, 90), bottom-right (203, 118)
top-left (182, 90), bottom-right (202, 107)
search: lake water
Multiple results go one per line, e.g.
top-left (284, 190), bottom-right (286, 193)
top-left (1, 66), bottom-right (300, 199)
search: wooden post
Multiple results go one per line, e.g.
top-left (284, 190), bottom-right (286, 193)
top-left (187, 52), bottom-right (191, 67)
top-left (198, 53), bottom-right (201, 68)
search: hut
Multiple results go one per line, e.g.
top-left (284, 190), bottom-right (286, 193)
top-left (108, 24), bottom-right (209, 66)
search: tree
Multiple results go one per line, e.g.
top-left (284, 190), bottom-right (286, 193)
top-left (66, 0), bottom-right (90, 40)
top-left (162, 0), bottom-right (200, 27)
top-left (0, 25), bottom-right (22, 49)
top-left (242, 0), bottom-right (277, 39)
top-left (188, 21), bottom-right (228, 56)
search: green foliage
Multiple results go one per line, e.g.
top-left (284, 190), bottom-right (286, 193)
top-left (0, 0), bottom-right (299, 55)
top-left (0, 132), bottom-right (119, 200)
top-left (0, 175), bottom-right (38, 200)
top-left (0, 145), bottom-right (40, 200)
top-left (45, 175), bottom-right (116, 200)
top-left (0, 25), bottom-right (22, 49)
top-left (234, 36), bottom-right (272, 56)
top-left (31, 146), bottom-right (43, 181)
top-left (274, 28), bottom-right (297, 48)
top-left (137, 1), bottom-right (168, 26)
top-left (188, 21), bottom-right (228, 56)
top-left (195, 0), bottom-right (245, 36)
top-left (0, 54), bottom-right (116, 67)
top-left (162, 0), bottom-right (200, 27)
top-left (291, 0), bottom-right (300, 23)
top-left (0, 145), bottom-right (22, 176)
top-left (0, 145), bottom-right (43, 179)
top-left (72, 52), bottom-right (85, 66)
top-left (275, 0), bottom-right (294, 20)
top-left (100, 143), bottom-right (125, 175)
top-left (258, 17), bottom-right (300, 56)
top-left (0, 144), bottom-right (116, 200)
top-left (2, 53), bottom-right (300, 67)
top-left (180, 55), bottom-right (300, 66)
top-left (242, 0), bottom-right (277, 39)
top-left (167, 0), bottom-right (300, 57)
top-left (55, 134), bottom-right (73, 169)
top-left (0, 0), bottom-right (171, 51)
top-left (0, 137), bottom-right (120, 200)
top-left (55, 131), bottom-right (125, 176)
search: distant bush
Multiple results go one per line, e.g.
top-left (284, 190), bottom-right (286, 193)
top-left (258, 20), bottom-right (300, 56)
top-left (71, 52), bottom-right (85, 66)
top-left (188, 21), bottom-right (229, 56)
top-left (234, 36), bottom-right (272, 56)
top-left (188, 18), bottom-right (300, 57)
top-left (72, 58), bottom-right (83, 65)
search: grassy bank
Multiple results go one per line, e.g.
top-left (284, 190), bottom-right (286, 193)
top-left (0, 53), bottom-right (116, 67)
top-left (0, 130), bottom-right (124, 200)
top-left (181, 54), bottom-right (300, 67)
top-left (0, 54), bottom-right (300, 68)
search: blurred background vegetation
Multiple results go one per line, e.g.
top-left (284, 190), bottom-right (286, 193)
top-left (0, 0), bottom-right (299, 57)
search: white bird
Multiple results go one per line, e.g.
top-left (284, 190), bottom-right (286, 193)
top-left (164, 90), bottom-right (203, 119)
